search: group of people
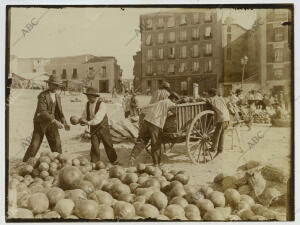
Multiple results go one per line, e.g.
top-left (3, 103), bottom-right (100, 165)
top-left (122, 90), bottom-right (138, 118)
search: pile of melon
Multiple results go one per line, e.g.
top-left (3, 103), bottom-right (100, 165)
top-left (8, 153), bottom-right (287, 221)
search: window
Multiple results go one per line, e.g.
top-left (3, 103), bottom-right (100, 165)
top-left (179, 63), bottom-right (186, 72)
top-left (72, 68), bottom-right (78, 79)
top-left (204, 59), bottom-right (212, 73)
top-left (227, 34), bottom-right (232, 42)
top-left (205, 26), bottom-right (212, 38)
top-left (180, 30), bottom-right (187, 41)
top-left (158, 48), bottom-right (164, 59)
top-left (52, 69), bottom-right (56, 74)
top-left (192, 28), bottom-right (200, 40)
top-left (180, 46), bottom-right (187, 58)
top-left (145, 18), bottom-right (152, 29)
top-left (32, 69), bottom-right (37, 73)
top-left (147, 49), bottom-right (153, 60)
top-left (157, 64), bottom-right (164, 74)
top-left (181, 81), bottom-right (188, 91)
top-left (145, 35), bottom-right (152, 45)
top-left (168, 63), bottom-right (175, 73)
top-left (147, 64), bottom-right (153, 74)
top-left (147, 80), bottom-right (152, 88)
top-left (62, 69), bottom-right (67, 79)
top-left (205, 43), bottom-right (212, 56)
top-left (227, 25), bottom-right (231, 32)
top-left (192, 61), bottom-right (199, 72)
top-left (158, 18), bottom-right (164, 28)
top-left (102, 66), bottom-right (106, 77)
top-left (192, 45), bottom-right (199, 57)
top-left (274, 27), bottom-right (284, 42)
top-left (274, 68), bottom-right (283, 79)
top-left (168, 32), bottom-right (176, 42)
top-left (169, 47), bottom-right (175, 59)
top-left (274, 48), bottom-right (283, 62)
top-left (158, 33), bottom-right (164, 44)
top-left (193, 13), bottom-right (199, 24)
top-left (180, 15), bottom-right (187, 25)
top-left (204, 12), bottom-right (212, 22)
top-left (167, 17), bottom-right (175, 27)
top-left (227, 47), bottom-right (231, 60)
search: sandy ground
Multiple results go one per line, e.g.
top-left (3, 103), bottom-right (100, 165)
top-left (8, 89), bottom-right (291, 187)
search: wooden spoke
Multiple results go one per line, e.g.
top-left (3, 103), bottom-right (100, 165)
top-left (197, 142), bottom-right (203, 163)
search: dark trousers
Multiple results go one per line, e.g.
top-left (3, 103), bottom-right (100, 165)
top-left (125, 111), bottom-right (130, 118)
top-left (130, 120), bottom-right (161, 165)
top-left (23, 122), bottom-right (62, 162)
top-left (211, 121), bottom-right (229, 153)
top-left (90, 125), bottom-right (117, 163)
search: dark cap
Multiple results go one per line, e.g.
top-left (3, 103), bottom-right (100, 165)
top-left (45, 75), bottom-right (63, 86)
top-left (83, 87), bottom-right (100, 97)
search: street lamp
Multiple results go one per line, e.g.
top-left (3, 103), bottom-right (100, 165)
top-left (240, 55), bottom-right (248, 90)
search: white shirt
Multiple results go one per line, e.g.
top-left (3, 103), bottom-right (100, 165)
top-left (50, 92), bottom-right (56, 103)
top-left (81, 101), bottom-right (107, 126)
top-left (142, 99), bottom-right (175, 129)
top-left (208, 96), bottom-right (230, 123)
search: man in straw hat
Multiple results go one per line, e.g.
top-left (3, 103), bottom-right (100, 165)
top-left (149, 81), bottom-right (171, 104)
top-left (23, 75), bottom-right (70, 162)
top-left (79, 87), bottom-right (118, 164)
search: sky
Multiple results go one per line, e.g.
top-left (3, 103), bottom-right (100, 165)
top-left (10, 7), bottom-right (257, 79)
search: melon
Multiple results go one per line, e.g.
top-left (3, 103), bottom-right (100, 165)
top-left (73, 179), bottom-right (95, 195)
top-left (240, 194), bottom-right (255, 206)
top-left (84, 172), bottom-right (104, 187)
top-left (88, 190), bottom-right (113, 206)
top-left (169, 186), bottom-right (186, 199)
top-left (185, 204), bottom-right (201, 220)
top-left (184, 192), bottom-right (204, 204)
top-left (222, 176), bottom-right (237, 191)
top-left (65, 189), bottom-right (87, 205)
top-left (239, 209), bottom-right (255, 220)
top-left (47, 187), bottom-right (65, 206)
top-left (123, 173), bottom-right (138, 185)
top-left (75, 199), bottom-right (98, 219)
top-left (196, 199), bottom-right (214, 217)
top-left (113, 201), bottom-right (136, 219)
top-left (164, 204), bottom-right (185, 219)
top-left (97, 204), bottom-right (114, 219)
top-left (17, 193), bottom-right (30, 208)
top-left (203, 209), bottom-right (225, 221)
top-left (29, 182), bottom-right (45, 193)
top-left (54, 199), bottom-right (75, 218)
top-left (43, 211), bottom-right (61, 219)
top-left (237, 201), bottom-right (251, 211)
top-left (156, 214), bottom-right (170, 220)
top-left (129, 183), bottom-right (140, 193)
top-left (148, 191), bottom-right (168, 210)
top-left (39, 162), bottom-right (49, 172)
top-left (119, 193), bottom-right (136, 203)
top-left (137, 176), bottom-right (148, 186)
top-left (136, 163), bottom-right (146, 173)
top-left (126, 167), bottom-right (137, 173)
top-left (143, 178), bottom-right (161, 189)
top-left (11, 208), bottom-right (34, 219)
top-left (208, 191), bottom-right (225, 207)
top-left (28, 193), bottom-right (49, 214)
top-left (144, 165), bottom-right (156, 175)
top-left (134, 195), bottom-right (146, 204)
top-left (224, 188), bottom-right (240, 207)
top-left (174, 173), bottom-right (189, 185)
top-left (238, 185), bottom-right (251, 195)
top-left (215, 207), bottom-right (231, 220)
top-left (135, 188), bottom-right (154, 201)
top-left (111, 183), bottom-right (131, 199)
top-left (200, 185), bottom-right (213, 198)
top-left (109, 166), bottom-right (126, 179)
top-left (169, 196), bottom-right (189, 208)
top-left (59, 166), bottom-right (83, 190)
top-left (164, 173), bottom-right (174, 182)
top-left (136, 204), bottom-right (159, 219)
top-left (228, 215), bottom-right (242, 221)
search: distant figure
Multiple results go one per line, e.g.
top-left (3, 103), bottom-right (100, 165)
top-left (122, 90), bottom-right (131, 118)
top-left (111, 86), bottom-right (117, 98)
top-left (130, 92), bottom-right (138, 117)
top-left (23, 75), bottom-right (70, 162)
top-left (254, 90), bottom-right (263, 110)
top-left (149, 81), bottom-right (171, 104)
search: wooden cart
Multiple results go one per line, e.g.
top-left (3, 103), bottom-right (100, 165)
top-left (144, 102), bottom-right (217, 165)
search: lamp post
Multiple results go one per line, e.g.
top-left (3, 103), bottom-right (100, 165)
top-left (240, 55), bottom-right (248, 90)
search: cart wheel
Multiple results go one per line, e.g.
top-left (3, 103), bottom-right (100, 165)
top-left (186, 110), bottom-right (216, 164)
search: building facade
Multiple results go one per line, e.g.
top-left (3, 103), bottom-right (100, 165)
top-left (139, 10), bottom-right (223, 95)
top-left (221, 17), bottom-right (260, 96)
top-left (256, 9), bottom-right (292, 95)
top-left (10, 54), bottom-right (123, 93)
top-left (133, 51), bottom-right (142, 91)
